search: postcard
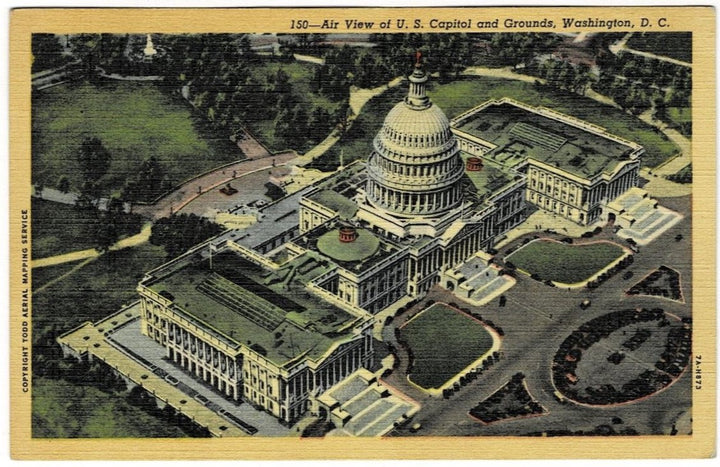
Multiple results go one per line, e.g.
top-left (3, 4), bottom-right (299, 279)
top-left (9, 5), bottom-right (715, 460)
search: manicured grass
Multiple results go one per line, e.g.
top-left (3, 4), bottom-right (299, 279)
top-left (312, 77), bottom-right (679, 170)
top-left (427, 78), bottom-right (679, 168)
top-left (31, 243), bottom-right (177, 438)
top-left (401, 303), bottom-right (494, 389)
top-left (31, 260), bottom-right (85, 290)
top-left (32, 377), bottom-right (188, 438)
top-left (31, 198), bottom-right (143, 258)
top-left (32, 81), bottom-right (241, 198)
top-left (32, 243), bottom-right (167, 345)
top-left (666, 107), bottom-right (691, 137)
top-left (506, 239), bottom-right (625, 284)
top-left (626, 32), bottom-right (692, 63)
top-left (245, 60), bottom-right (341, 152)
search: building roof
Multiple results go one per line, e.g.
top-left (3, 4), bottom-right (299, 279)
top-left (308, 189), bottom-right (358, 219)
top-left (147, 251), bottom-right (361, 367)
top-left (295, 221), bottom-right (403, 274)
top-left (461, 152), bottom-right (514, 201)
top-left (317, 228), bottom-right (380, 263)
top-left (454, 102), bottom-right (637, 179)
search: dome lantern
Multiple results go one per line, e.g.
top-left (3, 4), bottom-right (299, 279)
top-left (406, 51), bottom-right (430, 110)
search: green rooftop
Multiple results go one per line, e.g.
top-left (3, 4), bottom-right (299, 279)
top-left (455, 102), bottom-right (636, 179)
top-left (461, 152), bottom-right (514, 200)
top-left (308, 189), bottom-right (358, 219)
top-left (317, 228), bottom-right (380, 263)
top-left (147, 251), bottom-right (361, 367)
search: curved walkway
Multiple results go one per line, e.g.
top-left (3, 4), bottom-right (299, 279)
top-left (133, 152), bottom-right (296, 220)
top-left (32, 222), bottom-right (152, 269)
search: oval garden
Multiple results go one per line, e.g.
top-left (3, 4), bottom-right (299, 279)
top-left (552, 308), bottom-right (691, 406)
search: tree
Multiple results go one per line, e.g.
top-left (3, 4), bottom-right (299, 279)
top-left (77, 137), bottom-right (111, 188)
top-left (122, 156), bottom-right (169, 203)
top-left (150, 213), bottom-right (224, 258)
top-left (57, 175), bottom-right (70, 194)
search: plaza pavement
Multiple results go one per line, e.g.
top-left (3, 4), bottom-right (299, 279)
top-left (382, 195), bottom-right (692, 437)
top-left (108, 318), bottom-right (292, 437)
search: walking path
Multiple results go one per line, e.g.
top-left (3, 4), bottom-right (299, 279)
top-left (32, 186), bottom-right (132, 213)
top-left (610, 32), bottom-right (692, 68)
top-left (291, 76), bottom-right (404, 166)
top-left (32, 222), bottom-right (152, 269)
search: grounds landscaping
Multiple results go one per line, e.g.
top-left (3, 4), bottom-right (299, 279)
top-left (552, 308), bottom-right (691, 406)
top-left (32, 243), bottom-right (170, 437)
top-left (505, 239), bottom-right (626, 285)
top-left (31, 198), bottom-right (143, 258)
top-left (312, 77), bottom-right (679, 171)
top-left (32, 81), bottom-right (242, 199)
top-left (468, 373), bottom-right (546, 424)
top-left (399, 303), bottom-right (495, 390)
top-left (625, 32), bottom-right (692, 63)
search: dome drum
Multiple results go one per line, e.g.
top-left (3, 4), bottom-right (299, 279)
top-left (366, 180), bottom-right (462, 216)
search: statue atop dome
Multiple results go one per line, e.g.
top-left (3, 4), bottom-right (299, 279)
top-left (406, 51), bottom-right (430, 110)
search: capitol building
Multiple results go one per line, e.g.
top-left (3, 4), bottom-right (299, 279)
top-left (132, 59), bottom-right (644, 425)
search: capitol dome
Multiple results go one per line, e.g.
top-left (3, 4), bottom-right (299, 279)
top-left (365, 57), bottom-right (464, 218)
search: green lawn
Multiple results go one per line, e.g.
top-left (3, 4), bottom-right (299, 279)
top-left (666, 107), bottom-right (692, 138)
top-left (32, 243), bottom-right (167, 347)
top-left (626, 32), bottom-right (692, 63)
top-left (401, 303), bottom-right (494, 390)
top-left (427, 78), bottom-right (680, 168)
top-left (32, 377), bottom-right (188, 438)
top-left (32, 81), bottom-right (242, 198)
top-left (32, 243), bottom-right (170, 437)
top-left (31, 260), bottom-right (85, 290)
top-left (31, 198), bottom-right (143, 259)
top-left (311, 77), bottom-right (679, 171)
top-left (506, 240), bottom-right (625, 284)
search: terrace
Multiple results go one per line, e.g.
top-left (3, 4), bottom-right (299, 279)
top-left (145, 250), bottom-right (360, 366)
top-left (454, 102), bottom-right (636, 179)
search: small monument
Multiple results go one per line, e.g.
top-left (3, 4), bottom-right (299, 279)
top-left (143, 34), bottom-right (157, 61)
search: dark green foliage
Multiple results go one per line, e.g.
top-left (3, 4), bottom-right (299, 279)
top-left (31, 33), bottom-right (71, 73)
top-left (150, 213), bottom-right (224, 258)
top-left (77, 137), bottom-right (111, 196)
top-left (122, 156), bottom-right (173, 203)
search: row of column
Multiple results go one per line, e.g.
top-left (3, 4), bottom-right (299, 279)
top-left (369, 181), bottom-right (460, 214)
top-left (607, 170), bottom-right (637, 201)
top-left (374, 152), bottom-right (459, 178)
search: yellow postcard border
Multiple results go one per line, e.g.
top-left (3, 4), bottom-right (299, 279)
top-left (9, 6), bottom-right (716, 460)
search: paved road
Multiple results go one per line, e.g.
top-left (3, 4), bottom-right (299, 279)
top-left (382, 196), bottom-right (692, 437)
top-left (133, 153), bottom-right (297, 220)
